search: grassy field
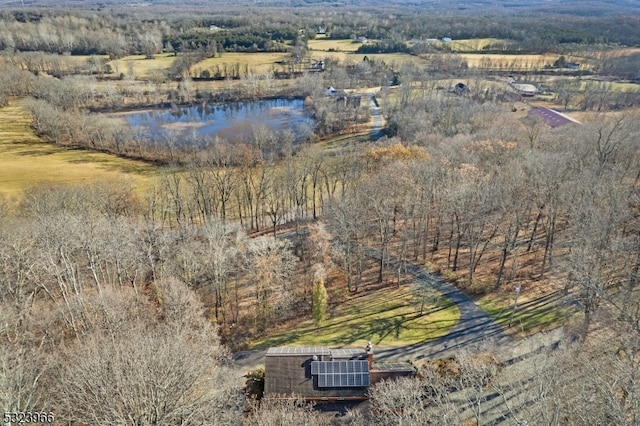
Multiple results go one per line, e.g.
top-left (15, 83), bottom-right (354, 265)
top-left (104, 42), bottom-right (614, 82)
top-left (435, 38), bottom-right (510, 52)
top-left (308, 36), bottom-right (361, 53)
top-left (254, 285), bottom-right (460, 348)
top-left (0, 99), bottom-right (155, 198)
top-left (458, 53), bottom-right (559, 70)
top-left (571, 79), bottom-right (640, 92)
top-left (109, 53), bottom-right (177, 79)
top-left (475, 291), bottom-right (577, 338)
top-left (192, 52), bottom-right (290, 76)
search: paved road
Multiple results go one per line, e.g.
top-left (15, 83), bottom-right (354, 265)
top-left (366, 93), bottom-right (384, 140)
top-left (233, 259), bottom-right (512, 368)
top-left (374, 260), bottom-right (511, 362)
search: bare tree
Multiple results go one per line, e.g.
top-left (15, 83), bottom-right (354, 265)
top-left (52, 281), bottom-right (243, 426)
top-left (248, 236), bottom-right (298, 325)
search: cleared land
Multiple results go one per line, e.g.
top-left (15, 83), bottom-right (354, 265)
top-left (476, 291), bottom-right (577, 338)
top-left (192, 52), bottom-right (291, 76)
top-left (254, 285), bottom-right (460, 348)
top-left (308, 37), bottom-right (361, 53)
top-left (0, 99), bottom-right (155, 197)
top-left (109, 53), bottom-right (177, 79)
top-left (436, 38), bottom-right (509, 52)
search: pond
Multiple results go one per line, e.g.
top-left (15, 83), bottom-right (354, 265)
top-left (121, 98), bottom-right (314, 145)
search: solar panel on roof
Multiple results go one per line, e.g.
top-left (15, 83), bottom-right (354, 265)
top-left (354, 374), bottom-right (362, 387)
top-left (316, 371), bottom-right (370, 388)
top-left (266, 346), bottom-right (331, 356)
top-left (311, 360), bottom-right (368, 375)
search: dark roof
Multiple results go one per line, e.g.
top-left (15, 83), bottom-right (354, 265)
top-left (266, 346), bottom-right (331, 357)
top-left (372, 362), bottom-right (415, 372)
top-left (265, 346), bottom-right (369, 358)
top-left (330, 348), bottom-right (368, 359)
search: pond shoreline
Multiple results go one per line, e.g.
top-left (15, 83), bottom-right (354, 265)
top-left (119, 97), bottom-right (314, 146)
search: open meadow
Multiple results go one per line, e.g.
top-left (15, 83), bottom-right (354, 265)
top-left (0, 99), bottom-right (156, 199)
top-left (255, 284), bottom-right (460, 348)
top-left (308, 36), bottom-right (361, 53)
top-left (192, 51), bottom-right (291, 76)
top-left (109, 53), bottom-right (177, 79)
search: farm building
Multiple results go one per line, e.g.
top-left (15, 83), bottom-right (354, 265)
top-left (264, 345), bottom-right (415, 401)
top-left (508, 76), bottom-right (538, 97)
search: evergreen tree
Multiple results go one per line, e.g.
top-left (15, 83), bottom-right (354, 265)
top-left (312, 277), bottom-right (328, 327)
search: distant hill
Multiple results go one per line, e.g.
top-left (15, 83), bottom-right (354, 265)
top-left (0, 0), bottom-right (639, 15)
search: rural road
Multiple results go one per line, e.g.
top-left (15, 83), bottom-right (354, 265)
top-left (232, 258), bottom-right (511, 368)
top-left (366, 93), bottom-right (384, 140)
top-left (373, 260), bottom-right (511, 362)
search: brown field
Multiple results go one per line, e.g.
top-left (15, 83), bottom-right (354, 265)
top-left (0, 99), bottom-right (156, 198)
top-left (434, 38), bottom-right (510, 52)
top-left (192, 52), bottom-right (291, 76)
top-left (109, 53), bottom-right (177, 79)
top-left (308, 37), bottom-right (361, 53)
top-left (458, 53), bottom-right (560, 70)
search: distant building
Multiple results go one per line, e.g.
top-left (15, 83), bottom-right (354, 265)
top-left (310, 60), bottom-right (325, 71)
top-left (410, 38), bottom-right (439, 44)
top-left (316, 27), bottom-right (327, 35)
top-left (264, 345), bottom-right (415, 401)
top-left (453, 82), bottom-right (469, 95)
top-left (508, 76), bottom-right (537, 97)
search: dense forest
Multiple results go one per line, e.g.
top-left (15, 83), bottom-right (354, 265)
top-left (1, 2), bottom-right (640, 425)
top-left (1, 8), bottom-right (640, 56)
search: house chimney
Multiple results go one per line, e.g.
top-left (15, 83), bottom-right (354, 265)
top-left (366, 342), bottom-right (373, 370)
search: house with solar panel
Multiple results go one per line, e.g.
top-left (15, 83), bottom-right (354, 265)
top-left (264, 343), bottom-right (415, 401)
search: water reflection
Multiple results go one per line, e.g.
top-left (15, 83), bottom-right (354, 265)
top-left (122, 98), bottom-right (314, 146)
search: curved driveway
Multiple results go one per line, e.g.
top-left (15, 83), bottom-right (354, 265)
top-left (366, 93), bottom-right (384, 140)
top-left (233, 259), bottom-right (511, 367)
top-left (373, 260), bottom-right (511, 362)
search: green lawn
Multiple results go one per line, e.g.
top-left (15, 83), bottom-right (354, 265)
top-left (476, 291), bottom-right (577, 337)
top-left (255, 285), bottom-right (460, 348)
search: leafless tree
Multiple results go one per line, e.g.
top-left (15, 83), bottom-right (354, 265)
top-left (52, 281), bottom-right (243, 425)
top-left (248, 236), bottom-right (298, 325)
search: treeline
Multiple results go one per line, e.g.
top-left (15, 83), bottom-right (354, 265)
top-left (165, 28), bottom-right (295, 53)
top-left (322, 13), bottom-right (640, 53)
top-left (7, 66), bottom-right (368, 160)
top-left (2, 7), bottom-right (640, 60)
top-left (0, 11), bottom-right (166, 56)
